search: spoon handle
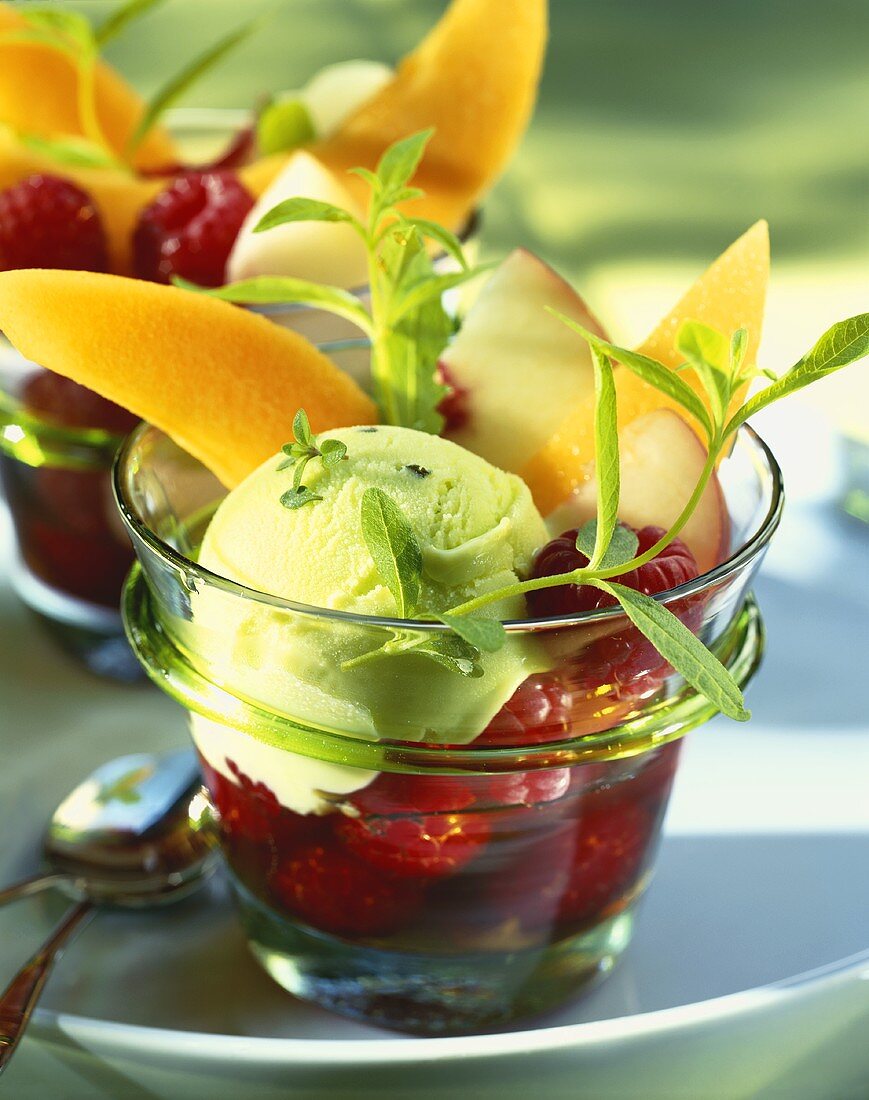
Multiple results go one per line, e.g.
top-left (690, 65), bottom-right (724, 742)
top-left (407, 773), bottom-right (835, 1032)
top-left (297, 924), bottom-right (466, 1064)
top-left (0, 872), bottom-right (77, 909)
top-left (0, 900), bottom-right (94, 1074)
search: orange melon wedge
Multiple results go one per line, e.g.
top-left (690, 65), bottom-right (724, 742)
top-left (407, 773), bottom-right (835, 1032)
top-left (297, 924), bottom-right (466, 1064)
top-left (521, 221), bottom-right (770, 514)
top-left (0, 269), bottom-right (376, 486)
top-left (0, 2), bottom-right (175, 171)
top-left (316, 0), bottom-right (547, 230)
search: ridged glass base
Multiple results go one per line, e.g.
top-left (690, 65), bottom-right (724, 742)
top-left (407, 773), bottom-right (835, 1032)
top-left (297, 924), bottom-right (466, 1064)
top-left (235, 877), bottom-right (636, 1035)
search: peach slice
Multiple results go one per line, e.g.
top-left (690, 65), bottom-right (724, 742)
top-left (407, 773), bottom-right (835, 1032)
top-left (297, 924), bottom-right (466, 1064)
top-left (0, 3), bottom-right (175, 171)
top-left (441, 249), bottom-right (606, 472)
top-left (228, 151), bottom-right (369, 288)
top-left (0, 129), bottom-right (288, 275)
top-left (522, 220), bottom-right (770, 514)
top-left (0, 269), bottom-right (376, 487)
top-left (315, 0), bottom-right (547, 230)
top-left (547, 409), bottom-right (729, 574)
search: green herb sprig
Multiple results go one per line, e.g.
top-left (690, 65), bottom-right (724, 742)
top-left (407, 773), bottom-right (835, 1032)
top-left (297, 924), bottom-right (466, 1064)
top-left (339, 486), bottom-right (506, 677)
top-left (278, 409), bottom-right (347, 510)
top-left (434, 311), bottom-right (869, 720)
top-left (2, 0), bottom-right (259, 168)
top-left (184, 130), bottom-right (489, 434)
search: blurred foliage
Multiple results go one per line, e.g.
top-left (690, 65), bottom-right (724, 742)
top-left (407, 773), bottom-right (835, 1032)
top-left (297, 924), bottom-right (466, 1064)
top-left (58, 0), bottom-right (869, 279)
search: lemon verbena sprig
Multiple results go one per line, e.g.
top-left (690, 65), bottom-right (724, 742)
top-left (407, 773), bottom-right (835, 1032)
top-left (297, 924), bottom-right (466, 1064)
top-left (2, 0), bottom-right (260, 169)
top-left (184, 130), bottom-right (491, 434)
top-left (277, 409), bottom-right (347, 510)
top-left (440, 311), bottom-right (869, 721)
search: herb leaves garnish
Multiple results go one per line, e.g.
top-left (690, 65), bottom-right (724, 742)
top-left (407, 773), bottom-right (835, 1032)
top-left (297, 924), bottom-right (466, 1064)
top-left (339, 486), bottom-right (505, 677)
top-left (360, 487), bottom-right (422, 618)
top-left (438, 311), bottom-right (869, 718)
top-left (277, 409), bottom-right (346, 511)
top-left (185, 129), bottom-right (488, 434)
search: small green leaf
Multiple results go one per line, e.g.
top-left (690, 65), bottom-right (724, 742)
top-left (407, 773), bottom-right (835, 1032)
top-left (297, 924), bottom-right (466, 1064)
top-left (676, 320), bottom-right (731, 424)
top-left (587, 345), bottom-right (620, 568)
top-left (127, 20), bottom-right (259, 157)
top-left (254, 197), bottom-right (362, 234)
top-left (175, 275), bottom-right (374, 336)
top-left (403, 218), bottom-right (469, 269)
top-left (374, 129), bottom-right (433, 199)
top-left (575, 521), bottom-right (639, 569)
top-left (347, 166), bottom-right (382, 192)
top-left (410, 633), bottom-right (483, 677)
top-left (280, 486), bottom-right (322, 510)
top-left (390, 186), bottom-right (425, 205)
top-left (595, 580), bottom-right (750, 721)
top-left (389, 264), bottom-right (495, 325)
top-left (291, 454), bottom-right (311, 491)
top-left (730, 328), bottom-right (749, 377)
top-left (96, 0), bottom-right (168, 46)
top-left (293, 409), bottom-right (313, 448)
top-left (18, 133), bottom-right (123, 170)
top-left (439, 613), bottom-right (506, 653)
top-left (726, 313), bottom-right (869, 436)
top-left (319, 438), bottom-right (347, 466)
top-left (360, 488), bottom-right (423, 618)
top-left (677, 320), bottom-right (729, 373)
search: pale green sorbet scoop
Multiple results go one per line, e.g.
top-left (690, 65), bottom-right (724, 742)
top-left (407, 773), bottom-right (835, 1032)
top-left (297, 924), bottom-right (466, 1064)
top-left (195, 424), bottom-right (550, 743)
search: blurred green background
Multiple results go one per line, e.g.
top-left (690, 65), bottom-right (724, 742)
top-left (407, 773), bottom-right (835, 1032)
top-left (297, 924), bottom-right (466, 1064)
top-left (56, 0), bottom-right (869, 398)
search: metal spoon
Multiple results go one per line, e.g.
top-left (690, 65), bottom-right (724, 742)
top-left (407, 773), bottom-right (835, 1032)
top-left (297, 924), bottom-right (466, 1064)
top-left (0, 749), bottom-right (217, 1073)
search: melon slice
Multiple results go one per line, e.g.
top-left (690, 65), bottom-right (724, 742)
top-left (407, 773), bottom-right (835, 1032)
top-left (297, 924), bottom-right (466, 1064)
top-left (315, 0), bottom-right (547, 230)
top-left (0, 269), bottom-right (376, 487)
top-left (0, 3), bottom-right (175, 171)
top-left (521, 220), bottom-right (770, 514)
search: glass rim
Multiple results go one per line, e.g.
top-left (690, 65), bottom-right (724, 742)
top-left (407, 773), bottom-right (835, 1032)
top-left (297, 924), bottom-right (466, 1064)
top-left (113, 420), bottom-right (784, 635)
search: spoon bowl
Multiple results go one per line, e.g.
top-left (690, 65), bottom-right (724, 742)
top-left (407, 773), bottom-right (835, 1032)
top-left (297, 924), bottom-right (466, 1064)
top-left (0, 748), bottom-right (218, 1072)
top-left (44, 749), bottom-right (217, 905)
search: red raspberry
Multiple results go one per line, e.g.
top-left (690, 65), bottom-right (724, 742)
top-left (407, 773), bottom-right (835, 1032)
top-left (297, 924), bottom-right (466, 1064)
top-left (350, 774), bottom-right (477, 816)
top-left (557, 800), bottom-right (652, 925)
top-left (0, 174), bottom-right (108, 272)
top-left (436, 361), bottom-right (470, 432)
top-left (527, 525), bottom-right (698, 619)
top-left (478, 674), bottom-right (572, 747)
top-left (336, 811), bottom-right (491, 880)
top-left (133, 171), bottom-right (254, 286)
top-left (207, 759), bottom-right (282, 844)
top-left (271, 842), bottom-right (422, 937)
top-left (493, 800), bottom-right (652, 931)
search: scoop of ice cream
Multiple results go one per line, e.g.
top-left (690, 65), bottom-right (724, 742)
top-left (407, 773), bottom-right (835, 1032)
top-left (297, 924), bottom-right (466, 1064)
top-left (194, 425), bottom-right (549, 745)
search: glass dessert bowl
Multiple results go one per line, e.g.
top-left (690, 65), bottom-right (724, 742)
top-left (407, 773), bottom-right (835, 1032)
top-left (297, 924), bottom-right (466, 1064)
top-left (114, 420), bottom-right (781, 1034)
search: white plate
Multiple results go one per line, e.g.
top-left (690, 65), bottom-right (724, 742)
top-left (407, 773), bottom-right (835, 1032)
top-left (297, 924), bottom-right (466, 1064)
top-left (2, 427), bottom-right (869, 1100)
